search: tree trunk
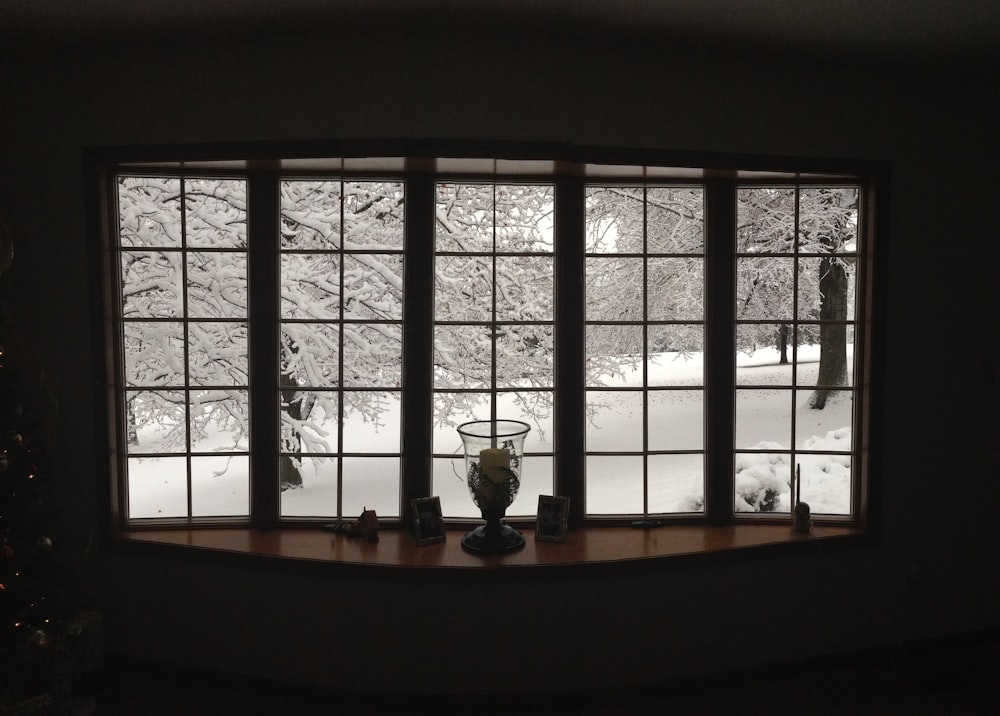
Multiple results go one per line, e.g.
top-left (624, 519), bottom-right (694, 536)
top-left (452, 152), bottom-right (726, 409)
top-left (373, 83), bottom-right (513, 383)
top-left (279, 354), bottom-right (304, 490)
top-left (809, 257), bottom-right (848, 409)
top-left (776, 324), bottom-right (790, 365)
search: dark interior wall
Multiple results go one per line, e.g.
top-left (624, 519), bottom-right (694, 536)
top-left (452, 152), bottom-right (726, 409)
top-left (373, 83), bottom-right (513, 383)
top-left (0, 23), bottom-right (997, 694)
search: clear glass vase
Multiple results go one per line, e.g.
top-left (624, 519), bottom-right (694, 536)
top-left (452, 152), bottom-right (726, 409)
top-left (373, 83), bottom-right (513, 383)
top-left (456, 419), bottom-right (530, 553)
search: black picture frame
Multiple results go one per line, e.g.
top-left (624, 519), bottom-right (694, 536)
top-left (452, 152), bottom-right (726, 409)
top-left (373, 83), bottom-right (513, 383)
top-left (411, 496), bottom-right (446, 545)
top-left (535, 495), bottom-right (570, 542)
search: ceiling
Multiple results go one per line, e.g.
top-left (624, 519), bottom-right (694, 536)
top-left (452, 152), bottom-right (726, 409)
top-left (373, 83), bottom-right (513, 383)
top-left (4, 0), bottom-right (999, 65)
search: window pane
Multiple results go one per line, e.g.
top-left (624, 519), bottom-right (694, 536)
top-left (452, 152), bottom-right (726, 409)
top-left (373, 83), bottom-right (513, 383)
top-left (586, 455), bottom-right (644, 514)
top-left (434, 325), bottom-right (492, 389)
top-left (585, 186), bottom-right (643, 253)
top-left (191, 455), bottom-right (249, 517)
top-left (495, 327), bottom-right (554, 388)
top-left (798, 257), bottom-right (856, 322)
top-left (648, 325), bottom-right (703, 386)
top-left (799, 187), bottom-right (858, 256)
top-left (281, 254), bottom-right (340, 320)
top-left (796, 390), bottom-right (853, 450)
top-left (342, 457), bottom-right (400, 518)
top-left (343, 181), bottom-right (405, 250)
top-left (127, 456), bottom-right (187, 518)
top-left (494, 255), bottom-right (553, 321)
top-left (280, 459), bottom-right (337, 517)
top-left (647, 257), bottom-right (703, 320)
top-left (341, 392), bottom-right (401, 453)
top-left (586, 390), bottom-right (644, 452)
top-left (494, 184), bottom-right (554, 253)
top-left (187, 322), bottom-right (248, 386)
top-left (123, 322), bottom-right (184, 387)
top-left (497, 391), bottom-right (553, 446)
top-left (343, 254), bottom-right (403, 320)
top-left (646, 187), bottom-right (704, 254)
top-left (586, 256), bottom-right (644, 320)
top-left (281, 398), bottom-right (338, 454)
top-left (648, 390), bottom-right (703, 450)
top-left (736, 257), bottom-right (794, 321)
top-left (432, 392), bottom-right (491, 454)
top-left (433, 456), bottom-right (478, 518)
top-left (735, 451), bottom-right (791, 513)
top-left (126, 390), bottom-right (186, 454)
top-left (185, 178), bottom-right (247, 248)
top-left (648, 453), bottom-right (704, 513)
top-left (280, 180), bottom-right (341, 250)
top-left (122, 251), bottom-right (182, 317)
top-left (343, 323), bottom-right (402, 388)
top-left (735, 389), bottom-right (791, 450)
top-left (190, 389), bottom-right (249, 452)
top-left (586, 324), bottom-right (643, 388)
top-left (434, 253), bottom-right (494, 322)
top-left (797, 453), bottom-right (852, 516)
top-left (736, 324), bottom-right (794, 385)
top-left (506, 455), bottom-right (553, 518)
top-left (796, 344), bottom-right (854, 389)
top-left (187, 251), bottom-right (247, 319)
top-left (435, 183), bottom-right (493, 252)
top-left (281, 324), bottom-right (340, 388)
top-left (736, 187), bottom-right (796, 254)
top-left (118, 177), bottom-right (182, 248)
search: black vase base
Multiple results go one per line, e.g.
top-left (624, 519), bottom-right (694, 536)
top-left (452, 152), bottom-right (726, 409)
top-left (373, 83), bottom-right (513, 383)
top-left (461, 523), bottom-right (525, 554)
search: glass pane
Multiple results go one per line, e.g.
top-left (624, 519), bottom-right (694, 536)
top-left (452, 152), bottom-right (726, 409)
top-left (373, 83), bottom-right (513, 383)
top-left (648, 453), bottom-right (704, 513)
top-left (127, 456), bottom-right (187, 518)
top-left (497, 391), bottom-right (553, 447)
top-left (190, 389), bottom-right (249, 452)
top-left (191, 455), bottom-right (249, 517)
top-left (797, 453), bottom-right (852, 516)
top-left (126, 390), bottom-right (186, 454)
top-left (434, 325), bottom-right (492, 389)
top-left (188, 322), bottom-right (248, 386)
top-left (433, 456), bottom-right (478, 518)
top-left (343, 181), bottom-right (405, 250)
top-left (799, 187), bottom-right (859, 255)
top-left (647, 187), bottom-right (704, 254)
top-left (280, 180), bottom-right (341, 251)
top-left (122, 251), bottom-right (183, 318)
top-left (647, 257), bottom-right (703, 320)
top-left (648, 390), bottom-right (703, 450)
top-left (123, 322), bottom-right (185, 387)
top-left (586, 455), bottom-right (643, 515)
top-left (281, 254), bottom-right (340, 320)
top-left (185, 178), bottom-right (247, 248)
top-left (280, 458), bottom-right (337, 517)
top-left (434, 253), bottom-right (493, 322)
top-left (735, 389), bottom-right (791, 450)
top-left (341, 392), bottom-right (401, 453)
top-left (585, 186), bottom-right (643, 253)
top-left (586, 390), bottom-right (643, 452)
top-left (281, 395), bottom-right (338, 454)
top-left (343, 254), bottom-right (403, 320)
top-left (118, 176), bottom-right (182, 248)
top-left (736, 187), bottom-right (796, 254)
top-left (736, 257), bottom-right (794, 321)
top-left (343, 323), bottom-right (402, 388)
top-left (796, 342), bottom-right (854, 389)
top-left (281, 324), bottom-right (340, 388)
top-left (798, 257), bottom-right (856, 322)
top-left (494, 255), bottom-right (553, 321)
top-left (432, 392), bottom-right (491, 454)
top-left (187, 251), bottom-right (247, 318)
top-left (736, 324), bottom-right (794, 386)
top-left (496, 327), bottom-right (554, 388)
top-left (494, 184), bottom-right (554, 253)
top-left (796, 389), bottom-right (853, 449)
top-left (586, 324), bottom-right (643, 388)
top-left (342, 457), bottom-right (400, 518)
top-left (648, 325), bottom-right (703, 386)
top-left (586, 256), bottom-right (644, 320)
top-left (435, 183), bottom-right (493, 253)
top-left (735, 451), bottom-right (791, 513)
top-left (506, 455), bottom-right (553, 518)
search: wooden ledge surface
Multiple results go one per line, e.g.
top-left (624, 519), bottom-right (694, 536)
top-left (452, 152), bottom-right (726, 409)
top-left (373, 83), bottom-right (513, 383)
top-left (117, 523), bottom-right (865, 572)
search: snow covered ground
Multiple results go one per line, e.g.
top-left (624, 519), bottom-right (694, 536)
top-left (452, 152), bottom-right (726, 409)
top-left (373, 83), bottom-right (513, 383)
top-left (127, 345), bottom-right (853, 521)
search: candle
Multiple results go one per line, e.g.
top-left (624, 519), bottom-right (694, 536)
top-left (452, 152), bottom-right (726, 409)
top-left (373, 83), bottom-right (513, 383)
top-left (479, 448), bottom-right (511, 484)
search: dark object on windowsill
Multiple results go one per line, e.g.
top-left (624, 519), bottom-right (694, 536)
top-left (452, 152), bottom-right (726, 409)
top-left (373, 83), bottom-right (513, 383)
top-left (793, 502), bottom-right (813, 534)
top-left (631, 519), bottom-right (663, 529)
top-left (324, 508), bottom-right (380, 542)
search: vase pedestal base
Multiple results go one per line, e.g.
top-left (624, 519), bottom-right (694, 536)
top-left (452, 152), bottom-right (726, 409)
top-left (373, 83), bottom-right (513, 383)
top-left (461, 523), bottom-right (525, 554)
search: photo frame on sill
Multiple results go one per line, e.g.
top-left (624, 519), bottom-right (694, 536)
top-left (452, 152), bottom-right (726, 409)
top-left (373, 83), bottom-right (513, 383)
top-left (535, 495), bottom-right (570, 543)
top-left (411, 496), bottom-right (446, 545)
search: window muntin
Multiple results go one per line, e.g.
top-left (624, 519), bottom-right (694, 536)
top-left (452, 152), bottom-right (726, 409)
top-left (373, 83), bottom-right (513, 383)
top-left (583, 186), bottom-right (706, 516)
top-left (106, 158), bottom-right (875, 531)
top-left (118, 176), bottom-right (251, 520)
top-left (431, 183), bottom-right (555, 518)
top-left (734, 186), bottom-right (859, 516)
top-left (278, 180), bottom-right (405, 520)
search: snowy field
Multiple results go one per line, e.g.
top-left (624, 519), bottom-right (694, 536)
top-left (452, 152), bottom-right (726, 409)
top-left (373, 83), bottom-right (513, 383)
top-left (127, 345), bottom-right (853, 521)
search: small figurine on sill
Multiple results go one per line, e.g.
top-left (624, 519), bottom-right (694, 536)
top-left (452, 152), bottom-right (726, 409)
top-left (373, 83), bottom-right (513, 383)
top-left (324, 508), bottom-right (380, 542)
top-left (793, 501), bottom-right (813, 533)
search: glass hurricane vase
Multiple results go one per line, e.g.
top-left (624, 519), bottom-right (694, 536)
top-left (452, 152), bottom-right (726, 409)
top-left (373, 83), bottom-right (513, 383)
top-left (456, 419), bottom-right (530, 554)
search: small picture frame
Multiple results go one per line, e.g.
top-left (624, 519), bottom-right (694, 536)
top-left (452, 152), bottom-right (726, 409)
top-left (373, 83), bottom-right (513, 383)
top-left (535, 495), bottom-right (570, 543)
top-left (411, 496), bottom-right (446, 545)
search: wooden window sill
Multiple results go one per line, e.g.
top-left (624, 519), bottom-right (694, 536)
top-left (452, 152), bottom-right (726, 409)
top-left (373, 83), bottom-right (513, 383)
top-left (112, 523), bottom-right (867, 575)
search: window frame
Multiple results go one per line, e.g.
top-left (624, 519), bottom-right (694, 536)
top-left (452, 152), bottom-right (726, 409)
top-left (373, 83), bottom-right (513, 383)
top-left (91, 143), bottom-right (886, 539)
